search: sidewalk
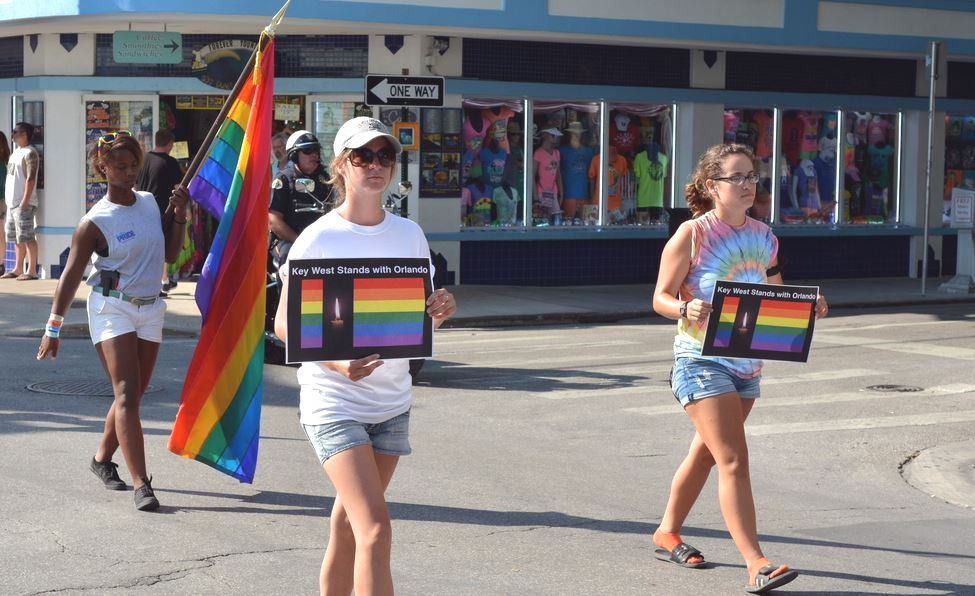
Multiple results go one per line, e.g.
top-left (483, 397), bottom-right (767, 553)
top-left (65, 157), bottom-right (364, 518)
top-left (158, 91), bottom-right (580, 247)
top-left (1, 275), bottom-right (973, 338)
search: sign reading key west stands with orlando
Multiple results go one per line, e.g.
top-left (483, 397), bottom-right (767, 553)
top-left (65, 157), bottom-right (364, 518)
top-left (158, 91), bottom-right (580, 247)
top-left (701, 280), bottom-right (819, 363)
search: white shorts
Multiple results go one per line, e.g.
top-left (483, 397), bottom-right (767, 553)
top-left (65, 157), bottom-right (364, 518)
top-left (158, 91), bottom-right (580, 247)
top-left (87, 291), bottom-right (166, 345)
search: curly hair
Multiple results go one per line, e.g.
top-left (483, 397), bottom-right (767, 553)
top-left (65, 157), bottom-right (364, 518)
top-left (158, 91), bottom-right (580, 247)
top-left (684, 143), bottom-right (755, 218)
top-left (88, 134), bottom-right (144, 177)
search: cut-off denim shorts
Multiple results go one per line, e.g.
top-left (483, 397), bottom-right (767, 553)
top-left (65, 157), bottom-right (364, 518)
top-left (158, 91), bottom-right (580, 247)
top-left (670, 357), bottom-right (761, 408)
top-left (301, 409), bottom-right (412, 465)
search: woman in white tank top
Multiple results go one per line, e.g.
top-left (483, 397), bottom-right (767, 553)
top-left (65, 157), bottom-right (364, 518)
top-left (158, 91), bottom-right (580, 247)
top-left (36, 132), bottom-right (189, 512)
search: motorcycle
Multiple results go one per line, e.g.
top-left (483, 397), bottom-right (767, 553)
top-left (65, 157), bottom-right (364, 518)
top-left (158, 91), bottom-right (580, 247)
top-left (264, 177), bottom-right (331, 365)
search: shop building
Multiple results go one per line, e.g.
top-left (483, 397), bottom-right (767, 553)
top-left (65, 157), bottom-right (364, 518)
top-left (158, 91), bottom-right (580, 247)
top-left (2, 0), bottom-right (974, 285)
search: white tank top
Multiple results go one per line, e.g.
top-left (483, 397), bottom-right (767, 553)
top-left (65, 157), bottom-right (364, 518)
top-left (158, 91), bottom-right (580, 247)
top-left (84, 191), bottom-right (165, 299)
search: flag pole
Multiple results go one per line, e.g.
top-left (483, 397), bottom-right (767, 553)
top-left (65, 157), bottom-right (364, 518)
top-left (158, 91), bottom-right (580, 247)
top-left (179, 0), bottom-right (291, 189)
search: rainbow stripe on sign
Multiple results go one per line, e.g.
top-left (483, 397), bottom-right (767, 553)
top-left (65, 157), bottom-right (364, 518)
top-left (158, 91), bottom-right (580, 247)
top-left (301, 279), bottom-right (324, 349)
top-left (750, 299), bottom-right (812, 353)
top-left (353, 278), bottom-right (426, 348)
top-left (713, 296), bottom-right (739, 348)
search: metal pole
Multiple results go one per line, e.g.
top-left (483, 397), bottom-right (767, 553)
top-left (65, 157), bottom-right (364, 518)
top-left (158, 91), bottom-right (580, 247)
top-left (922, 41), bottom-right (940, 295)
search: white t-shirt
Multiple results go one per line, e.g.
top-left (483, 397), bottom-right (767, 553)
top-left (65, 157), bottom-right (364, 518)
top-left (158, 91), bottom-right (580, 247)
top-left (83, 191), bottom-right (165, 299)
top-left (5, 145), bottom-right (39, 209)
top-left (284, 210), bottom-right (432, 425)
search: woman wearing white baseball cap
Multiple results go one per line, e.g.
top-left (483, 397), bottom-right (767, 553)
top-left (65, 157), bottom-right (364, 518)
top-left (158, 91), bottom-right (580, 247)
top-left (274, 116), bottom-right (456, 594)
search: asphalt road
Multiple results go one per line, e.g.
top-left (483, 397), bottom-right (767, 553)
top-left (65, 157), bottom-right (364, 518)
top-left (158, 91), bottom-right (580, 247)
top-left (2, 303), bottom-right (974, 594)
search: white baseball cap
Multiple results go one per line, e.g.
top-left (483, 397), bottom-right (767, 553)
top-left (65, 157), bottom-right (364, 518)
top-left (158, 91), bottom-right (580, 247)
top-left (332, 116), bottom-right (402, 157)
top-left (541, 127), bottom-right (563, 137)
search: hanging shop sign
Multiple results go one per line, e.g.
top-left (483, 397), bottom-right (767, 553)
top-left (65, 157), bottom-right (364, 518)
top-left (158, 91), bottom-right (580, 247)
top-left (113, 31), bottom-right (182, 64)
top-left (191, 39), bottom-right (257, 90)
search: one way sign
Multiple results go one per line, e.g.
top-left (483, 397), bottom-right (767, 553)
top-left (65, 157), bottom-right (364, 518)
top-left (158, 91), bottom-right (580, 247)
top-left (365, 75), bottom-right (445, 107)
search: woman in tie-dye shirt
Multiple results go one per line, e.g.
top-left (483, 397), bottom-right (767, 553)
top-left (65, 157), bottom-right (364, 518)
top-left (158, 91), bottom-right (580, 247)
top-left (650, 144), bottom-right (828, 594)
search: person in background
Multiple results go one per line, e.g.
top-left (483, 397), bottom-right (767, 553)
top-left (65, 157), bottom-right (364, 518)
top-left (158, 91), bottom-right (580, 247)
top-left (3, 122), bottom-right (41, 280)
top-left (275, 117), bottom-right (456, 594)
top-left (271, 131), bottom-right (290, 180)
top-left (36, 132), bottom-right (189, 512)
top-left (269, 130), bottom-right (333, 266)
top-left (651, 143), bottom-right (827, 594)
top-left (0, 131), bottom-right (9, 276)
top-left (135, 129), bottom-right (183, 296)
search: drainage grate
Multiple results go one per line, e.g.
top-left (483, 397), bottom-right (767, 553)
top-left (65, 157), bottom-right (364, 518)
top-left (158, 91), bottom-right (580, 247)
top-left (26, 381), bottom-right (162, 396)
top-left (865, 384), bottom-right (924, 393)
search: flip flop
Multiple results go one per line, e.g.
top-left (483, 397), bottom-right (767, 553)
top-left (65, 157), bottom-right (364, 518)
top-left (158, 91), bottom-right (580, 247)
top-left (653, 542), bottom-right (707, 568)
top-left (745, 565), bottom-right (798, 594)
top-left (15, 274), bottom-right (38, 281)
top-left (0, 272), bottom-right (18, 279)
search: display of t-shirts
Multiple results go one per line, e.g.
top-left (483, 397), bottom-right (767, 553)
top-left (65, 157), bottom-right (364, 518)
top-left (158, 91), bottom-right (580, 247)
top-left (867, 117), bottom-right (894, 146)
top-left (632, 150), bottom-right (668, 208)
top-left (461, 149), bottom-right (481, 184)
top-left (609, 115), bottom-right (641, 155)
top-left (782, 116), bottom-right (804, 166)
top-left (462, 182), bottom-right (493, 226)
top-left (463, 112), bottom-right (492, 154)
top-left (723, 111), bottom-right (739, 144)
top-left (492, 184), bottom-right (520, 225)
top-left (478, 146), bottom-right (508, 187)
top-left (533, 146), bottom-right (560, 197)
top-left (735, 120), bottom-right (758, 148)
top-left (589, 153), bottom-right (629, 212)
top-left (813, 156), bottom-right (836, 203)
top-left (484, 106), bottom-right (515, 154)
top-left (959, 116), bottom-right (975, 142)
top-left (559, 144), bottom-right (595, 200)
top-left (793, 159), bottom-right (821, 211)
top-left (752, 111), bottom-right (774, 159)
top-left (867, 142), bottom-right (894, 188)
top-left (799, 112), bottom-right (822, 160)
top-left (866, 184), bottom-right (888, 217)
top-left (502, 146), bottom-right (524, 188)
top-left (853, 113), bottom-right (870, 144)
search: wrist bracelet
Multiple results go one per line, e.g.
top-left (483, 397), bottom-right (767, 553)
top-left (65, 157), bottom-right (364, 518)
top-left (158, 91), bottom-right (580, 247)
top-left (49, 313), bottom-right (64, 323)
top-left (45, 325), bottom-right (61, 339)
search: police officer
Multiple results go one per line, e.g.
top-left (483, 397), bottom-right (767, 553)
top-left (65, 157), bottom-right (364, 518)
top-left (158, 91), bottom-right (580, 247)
top-left (269, 130), bottom-right (333, 264)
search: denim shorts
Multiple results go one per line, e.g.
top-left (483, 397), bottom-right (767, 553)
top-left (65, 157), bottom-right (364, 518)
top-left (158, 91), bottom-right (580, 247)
top-left (302, 410), bottom-right (412, 465)
top-left (670, 357), bottom-right (761, 408)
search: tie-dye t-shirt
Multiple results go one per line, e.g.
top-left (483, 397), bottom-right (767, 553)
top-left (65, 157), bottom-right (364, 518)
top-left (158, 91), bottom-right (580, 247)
top-left (674, 211), bottom-right (779, 378)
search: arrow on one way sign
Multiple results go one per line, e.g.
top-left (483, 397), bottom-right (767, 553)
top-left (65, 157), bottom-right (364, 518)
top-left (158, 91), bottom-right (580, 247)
top-left (365, 75), bottom-right (444, 107)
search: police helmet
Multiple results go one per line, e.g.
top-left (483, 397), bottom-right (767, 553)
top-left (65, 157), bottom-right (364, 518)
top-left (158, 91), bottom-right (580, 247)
top-left (286, 130), bottom-right (321, 162)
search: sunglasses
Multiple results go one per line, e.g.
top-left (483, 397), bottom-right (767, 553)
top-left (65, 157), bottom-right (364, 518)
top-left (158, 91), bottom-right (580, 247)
top-left (348, 146), bottom-right (397, 168)
top-left (96, 130), bottom-right (132, 147)
top-left (298, 148), bottom-right (319, 156)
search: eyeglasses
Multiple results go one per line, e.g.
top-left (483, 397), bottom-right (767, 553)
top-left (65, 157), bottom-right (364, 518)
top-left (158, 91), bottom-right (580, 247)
top-left (96, 130), bottom-right (132, 147)
top-left (711, 173), bottom-right (760, 187)
top-left (298, 148), bottom-right (319, 156)
top-left (348, 146), bottom-right (397, 168)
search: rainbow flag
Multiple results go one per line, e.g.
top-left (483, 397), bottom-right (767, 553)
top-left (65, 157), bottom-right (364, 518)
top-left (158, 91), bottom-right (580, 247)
top-left (352, 278), bottom-right (426, 348)
top-left (750, 299), bottom-right (812, 353)
top-left (301, 279), bottom-right (324, 349)
top-left (713, 296), bottom-right (739, 348)
top-left (168, 37), bottom-right (275, 483)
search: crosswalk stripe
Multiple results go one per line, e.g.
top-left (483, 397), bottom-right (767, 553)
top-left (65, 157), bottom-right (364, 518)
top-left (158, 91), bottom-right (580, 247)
top-left (747, 409), bottom-right (975, 436)
top-left (814, 334), bottom-right (975, 360)
top-left (623, 383), bottom-right (975, 417)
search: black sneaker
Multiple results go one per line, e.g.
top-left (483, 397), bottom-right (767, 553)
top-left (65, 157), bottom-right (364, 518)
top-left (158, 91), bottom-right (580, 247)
top-left (90, 457), bottom-right (127, 490)
top-left (134, 476), bottom-right (160, 511)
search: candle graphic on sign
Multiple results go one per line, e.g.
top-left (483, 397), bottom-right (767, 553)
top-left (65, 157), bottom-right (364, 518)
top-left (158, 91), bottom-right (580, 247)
top-left (736, 311), bottom-right (750, 335)
top-left (331, 297), bottom-right (345, 330)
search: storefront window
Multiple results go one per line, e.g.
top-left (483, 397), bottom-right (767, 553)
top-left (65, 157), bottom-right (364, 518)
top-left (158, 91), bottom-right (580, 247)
top-left (605, 104), bottom-right (673, 226)
top-left (779, 110), bottom-right (839, 225)
top-left (420, 107), bottom-right (463, 199)
top-left (311, 101), bottom-right (367, 166)
top-left (13, 98), bottom-right (44, 190)
top-left (843, 111), bottom-right (897, 223)
top-left (724, 108), bottom-right (773, 223)
top-left (530, 101), bottom-right (598, 227)
top-left (460, 99), bottom-right (525, 228)
top-left (84, 98), bottom-right (155, 210)
top-left (943, 114), bottom-right (974, 226)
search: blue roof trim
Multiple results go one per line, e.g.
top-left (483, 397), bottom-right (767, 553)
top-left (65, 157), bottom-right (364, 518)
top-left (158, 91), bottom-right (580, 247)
top-left (0, 76), bottom-right (362, 93)
top-left (6, 0), bottom-right (975, 56)
top-left (426, 226), bottom-right (959, 242)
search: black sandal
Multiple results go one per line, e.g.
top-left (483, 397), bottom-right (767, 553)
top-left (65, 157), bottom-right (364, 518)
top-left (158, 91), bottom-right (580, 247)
top-left (653, 542), bottom-right (707, 568)
top-left (745, 565), bottom-right (798, 594)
